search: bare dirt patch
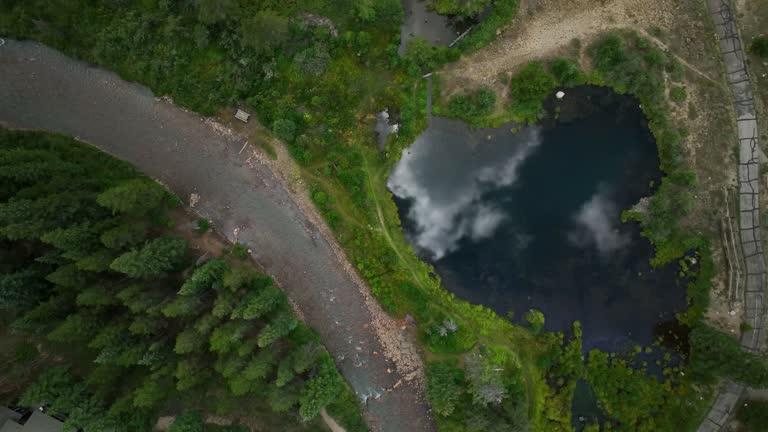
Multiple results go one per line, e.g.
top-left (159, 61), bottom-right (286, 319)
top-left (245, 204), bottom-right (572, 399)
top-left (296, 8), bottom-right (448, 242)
top-left (444, 0), bottom-right (674, 86)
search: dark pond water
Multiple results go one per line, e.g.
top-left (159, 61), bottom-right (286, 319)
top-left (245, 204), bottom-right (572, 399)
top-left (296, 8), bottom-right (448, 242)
top-left (388, 86), bottom-right (687, 351)
top-left (400, 0), bottom-right (470, 53)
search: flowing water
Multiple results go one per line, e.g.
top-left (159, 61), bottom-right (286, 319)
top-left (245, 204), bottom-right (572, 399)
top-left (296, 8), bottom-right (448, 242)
top-left (388, 86), bottom-right (686, 351)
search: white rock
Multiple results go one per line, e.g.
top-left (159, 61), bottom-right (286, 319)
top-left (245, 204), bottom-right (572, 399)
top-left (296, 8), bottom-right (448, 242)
top-left (556, 91), bottom-right (565, 99)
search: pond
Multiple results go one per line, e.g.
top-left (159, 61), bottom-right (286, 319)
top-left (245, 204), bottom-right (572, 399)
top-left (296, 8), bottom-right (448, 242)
top-left (388, 86), bottom-right (686, 351)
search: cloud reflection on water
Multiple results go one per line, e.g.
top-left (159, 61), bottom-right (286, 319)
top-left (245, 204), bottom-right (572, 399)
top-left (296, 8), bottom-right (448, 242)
top-left (387, 123), bottom-right (542, 260)
top-left (568, 189), bottom-right (630, 255)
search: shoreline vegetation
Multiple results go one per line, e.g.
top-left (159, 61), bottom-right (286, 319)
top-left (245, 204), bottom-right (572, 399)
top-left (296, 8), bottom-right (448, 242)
top-left (1, 2), bottom-right (767, 432)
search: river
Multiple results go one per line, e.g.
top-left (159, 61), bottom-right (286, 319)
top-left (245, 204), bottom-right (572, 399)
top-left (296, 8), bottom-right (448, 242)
top-left (389, 86), bottom-right (686, 351)
top-left (0, 39), bottom-right (435, 432)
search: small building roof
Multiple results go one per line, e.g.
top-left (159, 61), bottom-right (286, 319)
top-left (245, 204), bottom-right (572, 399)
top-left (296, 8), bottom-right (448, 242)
top-left (21, 411), bottom-right (62, 432)
top-left (0, 421), bottom-right (23, 432)
top-left (0, 411), bottom-right (61, 432)
top-left (0, 408), bottom-right (21, 427)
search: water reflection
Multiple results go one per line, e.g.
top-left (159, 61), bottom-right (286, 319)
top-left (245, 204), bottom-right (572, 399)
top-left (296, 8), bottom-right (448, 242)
top-left (400, 0), bottom-right (462, 52)
top-left (389, 86), bottom-right (686, 350)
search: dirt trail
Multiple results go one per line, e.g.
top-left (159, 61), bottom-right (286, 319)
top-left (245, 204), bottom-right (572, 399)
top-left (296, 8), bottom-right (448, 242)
top-left (443, 0), bottom-right (677, 85)
top-left (320, 409), bottom-right (347, 432)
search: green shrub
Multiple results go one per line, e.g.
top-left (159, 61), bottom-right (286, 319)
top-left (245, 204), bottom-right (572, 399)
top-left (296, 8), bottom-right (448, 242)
top-left (689, 325), bottom-right (768, 386)
top-left (434, 0), bottom-right (493, 15)
top-left (457, 0), bottom-right (520, 53)
top-left (670, 86), bottom-right (687, 104)
top-left (231, 243), bottom-right (249, 260)
top-left (749, 35), bottom-right (768, 58)
top-left (549, 58), bottom-right (586, 87)
top-left (272, 119), bottom-right (297, 143)
top-left (426, 360), bottom-right (465, 417)
top-left (446, 87), bottom-right (496, 124)
top-left (508, 62), bottom-right (557, 122)
top-left (169, 410), bottom-right (204, 432)
top-left (403, 38), bottom-right (459, 74)
top-left (736, 400), bottom-right (768, 432)
top-left (525, 309), bottom-right (545, 335)
top-left (196, 219), bottom-right (210, 233)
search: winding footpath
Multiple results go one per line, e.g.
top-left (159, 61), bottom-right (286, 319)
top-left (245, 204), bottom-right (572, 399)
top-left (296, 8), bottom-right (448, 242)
top-left (0, 40), bottom-right (435, 432)
top-left (698, 0), bottom-right (767, 430)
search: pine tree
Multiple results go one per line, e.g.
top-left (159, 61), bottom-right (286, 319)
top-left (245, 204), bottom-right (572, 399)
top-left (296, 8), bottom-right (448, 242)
top-left (88, 320), bottom-right (131, 364)
top-left (48, 311), bottom-right (101, 343)
top-left (129, 315), bottom-right (165, 335)
top-left (175, 358), bottom-right (209, 391)
top-left (162, 294), bottom-right (202, 318)
top-left (168, 410), bottom-right (204, 432)
top-left (243, 349), bottom-right (276, 382)
top-left (19, 367), bottom-right (77, 408)
top-left (85, 364), bottom-right (124, 401)
top-left (133, 373), bottom-right (170, 409)
top-left (12, 292), bottom-right (74, 335)
top-left (209, 321), bottom-right (251, 353)
top-left (178, 259), bottom-right (228, 296)
top-left (0, 263), bottom-right (51, 309)
top-left (230, 285), bottom-right (284, 320)
top-left (193, 312), bottom-right (221, 335)
top-left (215, 352), bottom-right (247, 379)
top-left (41, 220), bottom-right (113, 260)
top-left (268, 382), bottom-right (301, 412)
top-left (116, 284), bottom-right (157, 314)
top-left (222, 266), bottom-right (258, 292)
top-left (0, 148), bottom-right (66, 184)
top-left (233, 339), bottom-right (255, 358)
top-left (298, 357), bottom-right (343, 420)
top-left (96, 178), bottom-right (166, 215)
top-left (0, 191), bottom-right (102, 240)
top-left (175, 328), bottom-right (205, 354)
top-left (46, 263), bottom-right (89, 288)
top-left (257, 313), bottom-right (298, 348)
top-left (111, 236), bottom-right (187, 278)
top-left (292, 343), bottom-right (320, 374)
top-left (65, 397), bottom-right (116, 432)
top-left (426, 360), bottom-right (465, 417)
top-left (212, 289), bottom-right (238, 318)
top-left (76, 285), bottom-right (118, 306)
top-left (275, 357), bottom-right (295, 387)
top-left (100, 222), bottom-right (147, 250)
top-left (76, 249), bottom-right (117, 272)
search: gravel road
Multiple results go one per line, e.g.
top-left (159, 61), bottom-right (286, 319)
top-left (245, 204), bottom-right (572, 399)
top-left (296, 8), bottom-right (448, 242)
top-left (0, 40), bottom-right (435, 432)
